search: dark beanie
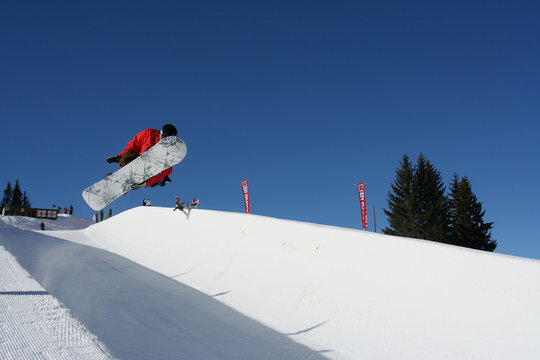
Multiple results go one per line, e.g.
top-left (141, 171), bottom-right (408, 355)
top-left (161, 124), bottom-right (178, 137)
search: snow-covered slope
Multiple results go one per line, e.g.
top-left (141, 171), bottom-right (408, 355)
top-left (45, 206), bottom-right (540, 360)
top-left (1, 213), bottom-right (92, 231)
top-left (0, 219), bottom-right (114, 359)
top-left (1, 214), bottom-right (323, 360)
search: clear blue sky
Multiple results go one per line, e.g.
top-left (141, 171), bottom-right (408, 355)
top-left (1, 1), bottom-right (539, 259)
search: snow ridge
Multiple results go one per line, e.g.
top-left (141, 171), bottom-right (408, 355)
top-left (1, 208), bottom-right (540, 359)
top-left (77, 207), bottom-right (540, 359)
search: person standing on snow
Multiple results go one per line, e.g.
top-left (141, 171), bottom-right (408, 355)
top-left (106, 124), bottom-right (178, 190)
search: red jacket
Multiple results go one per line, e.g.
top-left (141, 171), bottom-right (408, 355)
top-left (117, 129), bottom-right (172, 187)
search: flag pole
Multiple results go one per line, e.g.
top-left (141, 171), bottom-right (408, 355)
top-left (373, 204), bottom-right (377, 233)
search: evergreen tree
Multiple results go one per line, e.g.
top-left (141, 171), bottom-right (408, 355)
top-left (449, 174), bottom-right (496, 251)
top-left (11, 180), bottom-right (24, 207)
top-left (383, 154), bottom-right (418, 237)
top-left (384, 153), bottom-right (451, 243)
top-left (1, 180), bottom-right (31, 209)
top-left (413, 153), bottom-right (451, 243)
top-left (22, 191), bottom-right (31, 208)
top-left (1, 181), bottom-right (12, 209)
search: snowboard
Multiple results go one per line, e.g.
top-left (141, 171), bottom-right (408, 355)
top-left (82, 136), bottom-right (187, 211)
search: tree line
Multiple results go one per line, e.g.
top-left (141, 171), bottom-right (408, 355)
top-left (383, 153), bottom-right (496, 251)
top-left (1, 180), bottom-right (31, 209)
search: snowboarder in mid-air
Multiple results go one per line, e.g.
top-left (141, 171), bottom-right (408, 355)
top-left (106, 124), bottom-right (178, 190)
top-left (82, 124), bottom-right (186, 211)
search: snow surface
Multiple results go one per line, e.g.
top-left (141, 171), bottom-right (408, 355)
top-left (1, 213), bottom-right (92, 231)
top-left (0, 231), bottom-right (114, 359)
top-left (1, 208), bottom-right (540, 359)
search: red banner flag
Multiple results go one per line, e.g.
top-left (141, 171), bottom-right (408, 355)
top-left (357, 183), bottom-right (368, 229)
top-left (241, 180), bottom-right (250, 214)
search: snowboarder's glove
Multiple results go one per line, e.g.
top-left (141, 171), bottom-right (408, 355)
top-left (158, 175), bottom-right (171, 187)
top-left (106, 156), bottom-right (120, 163)
top-left (131, 181), bottom-right (147, 190)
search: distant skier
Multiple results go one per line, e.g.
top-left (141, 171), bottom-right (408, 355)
top-left (173, 196), bottom-right (188, 217)
top-left (106, 124), bottom-right (178, 189)
top-left (191, 198), bottom-right (199, 209)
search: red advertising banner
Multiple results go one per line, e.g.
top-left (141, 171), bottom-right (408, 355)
top-left (357, 183), bottom-right (368, 229)
top-left (241, 180), bottom-right (250, 214)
